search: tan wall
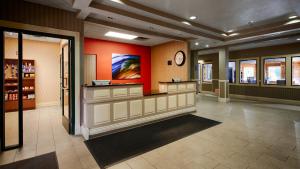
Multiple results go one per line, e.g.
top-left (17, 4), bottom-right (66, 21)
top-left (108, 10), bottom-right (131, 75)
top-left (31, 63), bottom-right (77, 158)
top-left (5, 37), bottom-right (61, 106)
top-left (151, 41), bottom-right (188, 90)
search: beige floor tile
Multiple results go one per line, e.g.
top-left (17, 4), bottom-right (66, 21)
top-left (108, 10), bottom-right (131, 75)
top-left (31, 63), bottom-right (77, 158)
top-left (107, 162), bottom-right (131, 169)
top-left (0, 149), bottom-right (17, 165)
top-left (127, 156), bottom-right (156, 169)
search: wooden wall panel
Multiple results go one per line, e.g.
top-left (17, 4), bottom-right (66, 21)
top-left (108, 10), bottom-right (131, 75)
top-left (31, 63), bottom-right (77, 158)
top-left (151, 41), bottom-right (188, 90)
top-left (229, 85), bottom-right (300, 100)
top-left (196, 43), bottom-right (300, 100)
top-left (0, 0), bottom-right (83, 33)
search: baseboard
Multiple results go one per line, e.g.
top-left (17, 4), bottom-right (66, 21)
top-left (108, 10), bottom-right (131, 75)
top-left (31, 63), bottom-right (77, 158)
top-left (218, 97), bottom-right (230, 103)
top-left (230, 94), bottom-right (300, 105)
top-left (81, 126), bottom-right (90, 140)
top-left (82, 107), bottom-right (196, 140)
top-left (199, 91), bottom-right (217, 96)
top-left (37, 101), bottom-right (60, 108)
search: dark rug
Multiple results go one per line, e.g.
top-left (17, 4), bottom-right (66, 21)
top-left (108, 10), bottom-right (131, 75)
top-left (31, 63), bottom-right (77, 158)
top-left (85, 114), bottom-right (221, 169)
top-left (0, 152), bottom-right (58, 169)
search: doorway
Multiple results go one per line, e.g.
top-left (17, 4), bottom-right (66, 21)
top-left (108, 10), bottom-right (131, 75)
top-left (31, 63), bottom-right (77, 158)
top-left (0, 27), bottom-right (75, 151)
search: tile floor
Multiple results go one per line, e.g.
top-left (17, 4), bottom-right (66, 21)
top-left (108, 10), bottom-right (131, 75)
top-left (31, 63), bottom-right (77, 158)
top-left (1, 95), bottom-right (300, 169)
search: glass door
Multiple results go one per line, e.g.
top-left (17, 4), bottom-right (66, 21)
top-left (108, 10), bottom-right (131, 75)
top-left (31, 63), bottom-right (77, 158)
top-left (1, 30), bottom-right (23, 150)
top-left (60, 40), bottom-right (70, 133)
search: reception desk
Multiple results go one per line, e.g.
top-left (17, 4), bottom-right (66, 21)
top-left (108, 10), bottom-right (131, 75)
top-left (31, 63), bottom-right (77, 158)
top-left (81, 82), bottom-right (196, 140)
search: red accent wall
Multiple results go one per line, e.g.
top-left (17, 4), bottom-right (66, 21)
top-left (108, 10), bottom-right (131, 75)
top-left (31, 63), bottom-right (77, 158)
top-left (84, 38), bottom-right (151, 93)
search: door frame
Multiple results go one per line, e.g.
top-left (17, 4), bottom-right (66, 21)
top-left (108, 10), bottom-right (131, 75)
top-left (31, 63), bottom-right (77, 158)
top-left (61, 42), bottom-right (71, 132)
top-left (0, 27), bottom-right (76, 151)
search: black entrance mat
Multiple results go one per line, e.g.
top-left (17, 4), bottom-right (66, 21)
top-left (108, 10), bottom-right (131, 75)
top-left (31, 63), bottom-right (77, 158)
top-left (85, 114), bottom-right (221, 168)
top-left (0, 152), bottom-right (58, 169)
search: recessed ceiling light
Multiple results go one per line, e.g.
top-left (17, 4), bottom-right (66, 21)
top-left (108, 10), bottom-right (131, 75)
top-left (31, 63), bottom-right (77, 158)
top-left (205, 44), bottom-right (210, 48)
top-left (189, 16), bottom-right (197, 20)
top-left (195, 42), bottom-right (199, 46)
top-left (297, 38), bottom-right (300, 41)
top-left (105, 31), bottom-right (137, 40)
top-left (248, 20), bottom-right (255, 25)
top-left (228, 33), bottom-right (240, 37)
top-left (221, 33), bottom-right (228, 37)
top-left (289, 15), bottom-right (298, 19)
top-left (109, 0), bottom-right (124, 4)
top-left (227, 29), bottom-right (234, 33)
top-left (285, 19), bottom-right (300, 25)
top-left (182, 21), bottom-right (191, 25)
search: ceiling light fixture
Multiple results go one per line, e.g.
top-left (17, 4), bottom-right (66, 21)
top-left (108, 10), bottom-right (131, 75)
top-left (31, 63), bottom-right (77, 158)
top-left (195, 42), bottom-right (199, 46)
top-left (297, 38), bottom-right (300, 41)
top-left (109, 0), bottom-right (124, 4)
top-left (289, 15), bottom-right (298, 19)
top-left (205, 44), bottom-right (210, 48)
top-left (248, 20), bottom-right (255, 25)
top-left (285, 19), bottom-right (300, 25)
top-left (227, 29), bottom-right (234, 33)
top-left (221, 33), bottom-right (228, 37)
top-left (105, 31), bottom-right (138, 40)
top-left (228, 33), bottom-right (240, 37)
top-left (189, 16), bottom-right (197, 20)
top-left (182, 21), bottom-right (191, 25)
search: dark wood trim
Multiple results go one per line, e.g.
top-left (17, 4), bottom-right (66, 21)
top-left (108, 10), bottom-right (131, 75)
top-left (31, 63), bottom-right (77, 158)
top-left (292, 56), bottom-right (300, 86)
top-left (18, 32), bottom-right (23, 147)
top-left (115, 0), bottom-right (224, 34)
top-left (70, 37), bottom-right (75, 134)
top-left (85, 17), bottom-right (188, 41)
top-left (0, 29), bottom-right (4, 151)
top-left (239, 59), bottom-right (258, 85)
top-left (89, 2), bottom-right (224, 41)
top-left (262, 57), bottom-right (287, 86)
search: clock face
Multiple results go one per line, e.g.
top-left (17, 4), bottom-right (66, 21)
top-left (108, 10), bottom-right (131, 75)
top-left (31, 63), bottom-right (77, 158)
top-left (174, 51), bottom-right (186, 66)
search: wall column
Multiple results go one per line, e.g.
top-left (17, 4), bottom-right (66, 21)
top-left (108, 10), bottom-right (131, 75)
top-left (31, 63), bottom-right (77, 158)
top-left (218, 48), bottom-right (230, 102)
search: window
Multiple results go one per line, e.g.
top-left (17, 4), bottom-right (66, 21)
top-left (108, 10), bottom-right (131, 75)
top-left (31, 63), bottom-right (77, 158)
top-left (202, 63), bottom-right (212, 82)
top-left (264, 58), bottom-right (286, 85)
top-left (292, 57), bottom-right (300, 86)
top-left (228, 61), bottom-right (236, 83)
top-left (240, 60), bottom-right (257, 84)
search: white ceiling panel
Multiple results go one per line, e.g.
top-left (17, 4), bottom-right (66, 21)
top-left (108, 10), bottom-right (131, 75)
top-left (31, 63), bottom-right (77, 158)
top-left (25, 0), bottom-right (76, 12)
top-left (84, 22), bottom-right (171, 46)
top-left (88, 11), bottom-right (194, 39)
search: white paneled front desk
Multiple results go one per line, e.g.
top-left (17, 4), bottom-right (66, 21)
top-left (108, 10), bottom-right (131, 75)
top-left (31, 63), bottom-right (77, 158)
top-left (81, 82), bottom-right (196, 140)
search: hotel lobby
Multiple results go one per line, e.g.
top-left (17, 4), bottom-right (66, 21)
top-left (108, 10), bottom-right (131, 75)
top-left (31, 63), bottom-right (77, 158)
top-left (1, 0), bottom-right (300, 169)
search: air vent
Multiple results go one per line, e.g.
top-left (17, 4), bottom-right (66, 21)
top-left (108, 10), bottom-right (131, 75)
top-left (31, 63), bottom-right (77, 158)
top-left (135, 37), bottom-right (149, 41)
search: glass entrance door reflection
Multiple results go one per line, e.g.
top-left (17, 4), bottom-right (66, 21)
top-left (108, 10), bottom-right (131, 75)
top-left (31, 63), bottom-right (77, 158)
top-left (60, 40), bottom-right (70, 133)
top-left (3, 31), bottom-right (22, 148)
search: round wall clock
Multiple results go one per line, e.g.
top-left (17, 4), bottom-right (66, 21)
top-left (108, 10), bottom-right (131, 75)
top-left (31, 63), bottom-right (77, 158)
top-left (174, 50), bottom-right (186, 66)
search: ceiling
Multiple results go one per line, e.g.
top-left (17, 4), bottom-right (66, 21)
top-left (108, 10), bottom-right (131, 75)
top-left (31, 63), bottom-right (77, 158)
top-left (129, 0), bottom-right (300, 31)
top-left (84, 22), bottom-right (171, 46)
top-left (24, 0), bottom-right (300, 48)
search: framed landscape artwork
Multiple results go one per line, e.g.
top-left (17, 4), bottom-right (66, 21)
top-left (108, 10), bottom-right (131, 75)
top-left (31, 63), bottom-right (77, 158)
top-left (112, 54), bottom-right (141, 79)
